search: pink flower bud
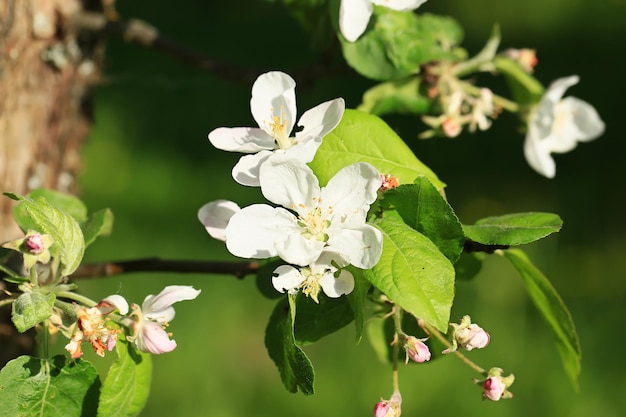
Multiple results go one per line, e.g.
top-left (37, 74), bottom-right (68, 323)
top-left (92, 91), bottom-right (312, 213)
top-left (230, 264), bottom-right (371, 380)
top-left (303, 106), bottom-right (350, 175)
top-left (442, 118), bottom-right (461, 138)
top-left (373, 401), bottom-right (391, 417)
top-left (404, 335), bottom-right (431, 364)
top-left (483, 376), bottom-right (506, 401)
top-left (456, 323), bottom-right (490, 351)
top-left (25, 233), bottom-right (46, 254)
top-left (373, 392), bottom-right (401, 417)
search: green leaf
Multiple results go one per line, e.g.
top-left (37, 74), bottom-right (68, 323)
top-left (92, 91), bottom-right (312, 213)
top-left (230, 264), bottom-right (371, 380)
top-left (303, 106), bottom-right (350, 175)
top-left (358, 76), bottom-right (431, 116)
top-left (97, 340), bottom-right (152, 417)
top-left (294, 295), bottom-right (354, 346)
top-left (0, 355), bottom-right (100, 417)
top-left (309, 109), bottom-right (445, 190)
top-left (384, 176), bottom-right (464, 263)
top-left (502, 249), bottom-right (581, 389)
top-left (265, 296), bottom-right (315, 394)
top-left (494, 56), bottom-right (544, 107)
top-left (339, 10), bottom-right (463, 80)
top-left (364, 217), bottom-right (455, 331)
top-left (463, 212), bottom-right (562, 246)
top-left (454, 252), bottom-right (484, 281)
top-left (7, 194), bottom-right (85, 276)
top-left (347, 268), bottom-right (370, 342)
top-left (12, 292), bottom-right (56, 333)
top-left (82, 208), bottom-right (114, 247)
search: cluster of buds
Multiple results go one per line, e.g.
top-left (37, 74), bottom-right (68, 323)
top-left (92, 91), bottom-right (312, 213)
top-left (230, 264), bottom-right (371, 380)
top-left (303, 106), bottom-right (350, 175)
top-left (475, 367), bottom-right (515, 401)
top-left (373, 391), bottom-right (402, 417)
top-left (421, 87), bottom-right (497, 139)
top-left (443, 315), bottom-right (490, 354)
top-left (504, 48), bottom-right (538, 73)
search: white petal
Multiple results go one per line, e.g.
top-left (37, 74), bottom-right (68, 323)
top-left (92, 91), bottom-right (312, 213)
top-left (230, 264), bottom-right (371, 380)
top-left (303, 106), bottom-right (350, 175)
top-left (231, 150), bottom-right (274, 187)
top-left (136, 321), bottom-right (177, 354)
top-left (208, 127), bottom-right (276, 153)
top-left (198, 200), bottom-right (241, 241)
top-left (544, 75), bottom-right (579, 104)
top-left (524, 125), bottom-right (556, 178)
top-left (319, 269), bottom-right (355, 298)
top-left (99, 294), bottom-right (129, 315)
top-left (280, 137), bottom-right (323, 164)
top-left (555, 97), bottom-right (605, 144)
top-left (322, 162), bottom-right (381, 215)
top-left (327, 224), bottom-right (383, 269)
top-left (313, 250), bottom-right (349, 272)
top-left (251, 71), bottom-right (297, 137)
top-left (145, 305), bottom-right (176, 323)
top-left (295, 98), bottom-right (345, 144)
top-left (225, 204), bottom-right (298, 259)
top-left (272, 265), bottom-right (305, 293)
top-left (259, 158), bottom-right (320, 214)
top-left (372, 0), bottom-right (428, 11)
top-left (142, 285), bottom-right (201, 315)
top-left (275, 232), bottom-right (326, 267)
top-left (339, 0), bottom-right (373, 42)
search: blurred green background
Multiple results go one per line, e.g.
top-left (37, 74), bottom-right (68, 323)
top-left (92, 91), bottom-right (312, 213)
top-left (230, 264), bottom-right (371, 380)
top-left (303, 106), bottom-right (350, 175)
top-left (72, 0), bottom-right (625, 415)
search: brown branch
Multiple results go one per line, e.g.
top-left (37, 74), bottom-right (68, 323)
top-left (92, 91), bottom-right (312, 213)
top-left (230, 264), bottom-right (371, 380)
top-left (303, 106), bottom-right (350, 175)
top-left (71, 11), bottom-right (349, 87)
top-left (70, 258), bottom-right (261, 280)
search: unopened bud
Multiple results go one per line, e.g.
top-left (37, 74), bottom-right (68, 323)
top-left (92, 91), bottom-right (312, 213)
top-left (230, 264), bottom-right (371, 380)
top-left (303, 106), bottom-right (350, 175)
top-left (403, 335), bottom-right (431, 364)
top-left (373, 391), bottom-right (402, 417)
top-left (25, 233), bottom-right (46, 254)
top-left (505, 48), bottom-right (538, 73)
top-left (475, 367), bottom-right (514, 401)
top-left (444, 315), bottom-right (490, 353)
top-left (379, 174), bottom-right (399, 192)
top-left (442, 118), bottom-right (462, 138)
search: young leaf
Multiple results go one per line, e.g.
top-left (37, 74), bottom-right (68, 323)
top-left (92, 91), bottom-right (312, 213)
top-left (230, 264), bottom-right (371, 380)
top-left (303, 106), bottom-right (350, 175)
top-left (463, 212), bottom-right (562, 246)
top-left (358, 77), bottom-right (431, 116)
top-left (82, 208), bottom-right (114, 247)
top-left (339, 9), bottom-right (463, 80)
top-left (0, 355), bottom-right (100, 417)
top-left (12, 291), bottom-right (56, 333)
top-left (6, 193), bottom-right (85, 276)
top-left (364, 217), bottom-right (455, 332)
top-left (309, 109), bottom-right (445, 190)
top-left (502, 249), bottom-right (581, 389)
top-left (384, 176), bottom-right (464, 263)
top-left (347, 268), bottom-right (370, 342)
top-left (265, 296), bottom-right (315, 395)
top-left (98, 340), bottom-right (152, 417)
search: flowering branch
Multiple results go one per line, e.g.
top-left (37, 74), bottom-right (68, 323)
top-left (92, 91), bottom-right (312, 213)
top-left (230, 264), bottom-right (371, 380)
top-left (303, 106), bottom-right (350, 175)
top-left (70, 258), bottom-right (260, 280)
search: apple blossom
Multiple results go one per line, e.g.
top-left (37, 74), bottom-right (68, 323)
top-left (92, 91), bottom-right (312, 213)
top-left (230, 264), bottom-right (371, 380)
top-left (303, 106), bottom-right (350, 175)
top-left (125, 285), bottom-right (201, 354)
top-left (272, 251), bottom-right (354, 303)
top-left (524, 75), bottom-right (605, 178)
top-left (198, 199), bottom-right (241, 241)
top-left (225, 158), bottom-right (383, 268)
top-left (208, 71), bottom-right (345, 186)
top-left (64, 295), bottom-right (129, 359)
top-left (340, 0), bottom-right (428, 42)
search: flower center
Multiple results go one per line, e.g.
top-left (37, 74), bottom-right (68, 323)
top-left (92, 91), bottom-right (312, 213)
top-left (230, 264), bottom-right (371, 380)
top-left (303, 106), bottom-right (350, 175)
top-left (299, 268), bottom-right (322, 303)
top-left (298, 206), bottom-right (330, 242)
top-left (269, 106), bottom-right (293, 150)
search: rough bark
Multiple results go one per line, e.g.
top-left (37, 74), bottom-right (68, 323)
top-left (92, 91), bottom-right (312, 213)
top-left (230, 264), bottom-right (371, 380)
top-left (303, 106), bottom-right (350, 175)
top-left (0, 0), bottom-right (102, 366)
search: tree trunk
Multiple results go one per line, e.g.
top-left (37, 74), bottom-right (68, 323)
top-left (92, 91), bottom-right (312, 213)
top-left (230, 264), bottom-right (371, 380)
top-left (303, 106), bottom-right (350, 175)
top-left (0, 0), bottom-right (102, 366)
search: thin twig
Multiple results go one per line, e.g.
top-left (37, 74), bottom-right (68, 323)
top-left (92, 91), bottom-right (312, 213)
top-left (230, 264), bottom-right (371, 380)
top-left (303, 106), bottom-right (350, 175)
top-left (70, 258), bottom-right (261, 280)
top-left (71, 11), bottom-right (350, 87)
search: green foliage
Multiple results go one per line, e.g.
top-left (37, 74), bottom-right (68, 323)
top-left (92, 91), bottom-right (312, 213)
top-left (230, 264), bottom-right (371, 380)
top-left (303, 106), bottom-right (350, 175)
top-left (265, 295), bottom-right (315, 395)
top-left (98, 340), bottom-right (152, 417)
top-left (346, 268), bottom-right (370, 342)
top-left (5, 193), bottom-right (85, 277)
top-left (339, 10), bottom-right (464, 80)
top-left (364, 216), bottom-right (455, 332)
top-left (463, 212), bottom-right (562, 246)
top-left (82, 208), bottom-right (114, 248)
top-left (358, 76), bottom-right (431, 116)
top-left (294, 295), bottom-right (354, 345)
top-left (0, 355), bottom-right (100, 417)
top-left (502, 249), bottom-right (581, 389)
top-left (383, 176), bottom-right (465, 263)
top-left (11, 292), bottom-right (56, 333)
top-left (309, 109), bottom-right (445, 190)
top-left (494, 56), bottom-right (544, 107)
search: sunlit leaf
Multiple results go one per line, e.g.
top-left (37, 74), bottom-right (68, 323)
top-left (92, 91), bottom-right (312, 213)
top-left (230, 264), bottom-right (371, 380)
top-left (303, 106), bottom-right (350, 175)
top-left (463, 212), bottom-right (562, 246)
top-left (12, 291), bottom-right (56, 333)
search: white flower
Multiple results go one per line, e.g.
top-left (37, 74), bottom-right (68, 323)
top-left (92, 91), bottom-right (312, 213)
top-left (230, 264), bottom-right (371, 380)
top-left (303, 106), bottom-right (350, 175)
top-left (198, 199), bottom-right (241, 241)
top-left (208, 71), bottom-right (345, 186)
top-left (339, 0), bottom-right (428, 42)
top-left (524, 75), bottom-right (605, 178)
top-left (225, 158), bottom-right (383, 269)
top-left (126, 286), bottom-right (201, 354)
top-left (272, 251), bottom-right (355, 303)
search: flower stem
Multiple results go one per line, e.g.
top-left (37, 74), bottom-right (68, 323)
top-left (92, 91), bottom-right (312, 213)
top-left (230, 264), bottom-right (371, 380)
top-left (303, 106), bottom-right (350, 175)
top-left (0, 298), bottom-right (15, 309)
top-left (391, 306), bottom-right (402, 392)
top-left (460, 81), bottom-right (519, 113)
top-left (56, 291), bottom-right (97, 308)
top-left (419, 320), bottom-right (486, 376)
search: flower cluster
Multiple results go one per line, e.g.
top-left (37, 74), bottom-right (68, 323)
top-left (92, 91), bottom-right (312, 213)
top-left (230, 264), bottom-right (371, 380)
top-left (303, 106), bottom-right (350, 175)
top-left (59, 286), bottom-right (200, 358)
top-left (202, 71), bottom-right (383, 303)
